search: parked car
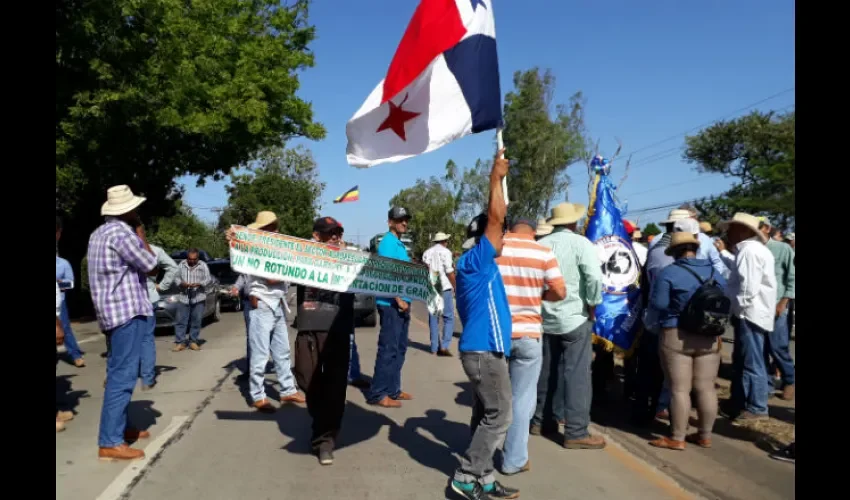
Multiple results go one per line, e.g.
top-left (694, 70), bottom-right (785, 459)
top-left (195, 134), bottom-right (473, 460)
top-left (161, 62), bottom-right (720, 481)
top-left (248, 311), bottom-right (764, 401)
top-left (208, 259), bottom-right (243, 311)
top-left (154, 252), bottom-right (221, 329)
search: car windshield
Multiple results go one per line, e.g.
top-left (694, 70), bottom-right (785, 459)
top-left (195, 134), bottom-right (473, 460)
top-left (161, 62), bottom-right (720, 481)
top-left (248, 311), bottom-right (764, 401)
top-left (209, 262), bottom-right (239, 285)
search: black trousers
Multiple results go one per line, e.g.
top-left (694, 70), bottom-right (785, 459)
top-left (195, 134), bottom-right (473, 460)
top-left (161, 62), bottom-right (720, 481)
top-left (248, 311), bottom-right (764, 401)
top-left (631, 334), bottom-right (664, 425)
top-left (592, 346), bottom-right (615, 400)
top-left (294, 330), bottom-right (350, 451)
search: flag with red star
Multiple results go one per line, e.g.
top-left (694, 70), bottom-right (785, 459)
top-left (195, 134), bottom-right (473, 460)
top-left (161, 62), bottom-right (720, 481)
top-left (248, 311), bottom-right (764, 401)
top-left (346, 0), bottom-right (502, 168)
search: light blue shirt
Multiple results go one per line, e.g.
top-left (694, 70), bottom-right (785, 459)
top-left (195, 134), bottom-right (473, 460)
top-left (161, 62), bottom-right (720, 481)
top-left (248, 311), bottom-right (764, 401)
top-left (696, 232), bottom-right (727, 277)
top-left (147, 245), bottom-right (179, 303)
top-left (456, 237), bottom-right (512, 355)
top-left (376, 231), bottom-right (411, 307)
top-left (56, 256), bottom-right (74, 300)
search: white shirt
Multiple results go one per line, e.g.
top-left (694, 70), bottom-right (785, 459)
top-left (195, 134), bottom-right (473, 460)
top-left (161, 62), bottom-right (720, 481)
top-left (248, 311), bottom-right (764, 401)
top-left (721, 238), bottom-right (777, 332)
top-left (56, 282), bottom-right (62, 317)
top-left (249, 276), bottom-right (290, 312)
top-left (422, 244), bottom-right (455, 291)
top-left (632, 242), bottom-right (648, 267)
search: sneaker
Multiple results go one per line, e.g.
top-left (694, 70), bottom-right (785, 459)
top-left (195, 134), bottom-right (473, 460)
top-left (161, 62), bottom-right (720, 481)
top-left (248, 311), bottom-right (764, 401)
top-left (485, 481), bottom-right (520, 499)
top-left (769, 443), bottom-right (795, 464)
top-left (450, 480), bottom-right (492, 500)
top-left (318, 448), bottom-right (334, 466)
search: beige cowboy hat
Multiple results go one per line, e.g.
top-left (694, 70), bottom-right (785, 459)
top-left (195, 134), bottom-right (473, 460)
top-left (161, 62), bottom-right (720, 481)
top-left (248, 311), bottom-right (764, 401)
top-left (536, 218), bottom-right (554, 237)
top-left (662, 209), bottom-right (692, 224)
top-left (547, 203), bottom-right (586, 226)
top-left (101, 185), bottom-right (146, 216)
top-left (248, 211), bottom-right (279, 230)
top-left (665, 231), bottom-right (701, 256)
top-left (717, 212), bottom-right (768, 243)
top-left (699, 221), bottom-right (712, 234)
top-left (432, 232), bottom-right (451, 243)
top-left (632, 230), bottom-right (643, 239)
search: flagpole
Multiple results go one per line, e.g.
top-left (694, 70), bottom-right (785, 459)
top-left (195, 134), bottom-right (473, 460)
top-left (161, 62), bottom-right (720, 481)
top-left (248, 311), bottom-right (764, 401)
top-left (497, 129), bottom-right (509, 206)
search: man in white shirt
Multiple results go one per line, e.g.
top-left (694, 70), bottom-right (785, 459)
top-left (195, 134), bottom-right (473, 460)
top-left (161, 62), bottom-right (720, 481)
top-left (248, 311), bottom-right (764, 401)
top-left (715, 213), bottom-right (777, 423)
top-left (623, 220), bottom-right (647, 266)
top-left (422, 232), bottom-right (457, 356)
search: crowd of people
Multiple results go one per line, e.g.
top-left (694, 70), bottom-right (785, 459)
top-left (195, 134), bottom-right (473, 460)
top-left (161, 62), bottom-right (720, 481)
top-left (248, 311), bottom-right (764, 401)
top-left (56, 152), bottom-right (794, 497)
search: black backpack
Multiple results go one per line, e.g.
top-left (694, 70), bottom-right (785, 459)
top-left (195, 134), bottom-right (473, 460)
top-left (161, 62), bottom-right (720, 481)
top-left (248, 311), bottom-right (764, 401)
top-left (674, 263), bottom-right (731, 337)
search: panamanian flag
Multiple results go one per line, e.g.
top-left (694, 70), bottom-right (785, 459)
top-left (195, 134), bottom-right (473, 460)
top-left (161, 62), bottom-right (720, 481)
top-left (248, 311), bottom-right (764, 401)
top-left (346, 0), bottom-right (502, 168)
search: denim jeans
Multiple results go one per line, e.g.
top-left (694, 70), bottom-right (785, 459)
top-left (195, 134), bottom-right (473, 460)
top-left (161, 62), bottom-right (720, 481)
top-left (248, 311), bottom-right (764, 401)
top-left (731, 318), bottom-right (769, 415)
top-left (429, 290), bottom-right (455, 352)
top-left (99, 315), bottom-right (153, 447)
top-left (348, 331), bottom-right (362, 382)
top-left (454, 352), bottom-right (512, 487)
top-left (248, 301), bottom-right (296, 402)
top-left (175, 301), bottom-right (204, 345)
top-left (367, 304), bottom-right (411, 403)
top-left (242, 297), bottom-right (252, 362)
top-left (502, 337), bottom-right (542, 473)
top-left (765, 310), bottom-right (795, 387)
top-left (533, 321), bottom-right (594, 440)
top-left (140, 314), bottom-right (157, 386)
top-left (59, 299), bottom-right (83, 361)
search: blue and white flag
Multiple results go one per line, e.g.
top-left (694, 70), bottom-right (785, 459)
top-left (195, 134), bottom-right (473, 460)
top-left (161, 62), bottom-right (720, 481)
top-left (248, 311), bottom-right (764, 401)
top-left (584, 156), bottom-right (644, 356)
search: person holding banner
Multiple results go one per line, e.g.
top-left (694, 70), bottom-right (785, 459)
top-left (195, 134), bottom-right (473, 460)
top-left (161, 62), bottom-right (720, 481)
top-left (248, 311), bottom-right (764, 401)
top-left (243, 211), bottom-right (305, 412)
top-left (293, 216), bottom-right (353, 466)
top-left (451, 149), bottom-right (519, 500)
top-left (367, 206), bottom-right (415, 408)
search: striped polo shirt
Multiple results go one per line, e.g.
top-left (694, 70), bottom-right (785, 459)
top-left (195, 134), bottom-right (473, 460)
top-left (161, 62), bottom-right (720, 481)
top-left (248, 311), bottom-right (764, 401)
top-left (496, 233), bottom-right (566, 339)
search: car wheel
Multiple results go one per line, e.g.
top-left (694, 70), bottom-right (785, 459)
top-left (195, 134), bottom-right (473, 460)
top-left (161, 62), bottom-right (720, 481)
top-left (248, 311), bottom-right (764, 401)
top-left (362, 309), bottom-right (378, 327)
top-left (212, 300), bottom-right (222, 322)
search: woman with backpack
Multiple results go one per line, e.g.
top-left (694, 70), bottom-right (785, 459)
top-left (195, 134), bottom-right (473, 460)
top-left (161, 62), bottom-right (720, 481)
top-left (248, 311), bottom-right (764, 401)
top-left (647, 231), bottom-right (729, 450)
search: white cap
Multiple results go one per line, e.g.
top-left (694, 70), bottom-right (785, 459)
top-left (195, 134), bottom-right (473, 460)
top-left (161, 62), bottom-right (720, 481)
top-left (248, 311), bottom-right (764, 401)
top-left (672, 218), bottom-right (700, 235)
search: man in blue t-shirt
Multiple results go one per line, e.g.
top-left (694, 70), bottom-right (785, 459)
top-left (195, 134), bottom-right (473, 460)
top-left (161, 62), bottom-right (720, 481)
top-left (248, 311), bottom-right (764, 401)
top-left (450, 149), bottom-right (518, 500)
top-left (367, 206), bottom-right (415, 408)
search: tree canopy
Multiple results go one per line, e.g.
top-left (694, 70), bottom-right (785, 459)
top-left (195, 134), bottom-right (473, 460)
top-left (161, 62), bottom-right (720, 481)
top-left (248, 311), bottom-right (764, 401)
top-left (642, 222), bottom-right (661, 237)
top-left (218, 145), bottom-right (325, 239)
top-left (684, 110), bottom-right (795, 228)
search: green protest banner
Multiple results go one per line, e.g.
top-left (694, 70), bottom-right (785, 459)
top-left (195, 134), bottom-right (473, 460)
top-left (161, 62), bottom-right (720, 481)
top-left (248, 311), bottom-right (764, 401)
top-left (228, 226), bottom-right (443, 314)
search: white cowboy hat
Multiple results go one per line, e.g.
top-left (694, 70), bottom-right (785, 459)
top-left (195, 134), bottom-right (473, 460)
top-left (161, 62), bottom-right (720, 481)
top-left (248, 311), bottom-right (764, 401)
top-left (785, 232), bottom-right (795, 241)
top-left (432, 232), bottom-right (451, 243)
top-left (673, 218), bottom-right (700, 235)
top-left (536, 219), bottom-right (553, 237)
top-left (547, 203), bottom-right (586, 226)
top-left (662, 209), bottom-right (692, 224)
top-left (717, 212), bottom-right (768, 243)
top-left (101, 185), bottom-right (146, 216)
top-left (248, 211), bottom-right (279, 230)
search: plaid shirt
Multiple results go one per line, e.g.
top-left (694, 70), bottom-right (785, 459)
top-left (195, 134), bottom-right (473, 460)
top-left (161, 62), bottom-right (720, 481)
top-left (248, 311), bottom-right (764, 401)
top-left (87, 218), bottom-right (157, 331)
top-left (174, 260), bottom-right (212, 304)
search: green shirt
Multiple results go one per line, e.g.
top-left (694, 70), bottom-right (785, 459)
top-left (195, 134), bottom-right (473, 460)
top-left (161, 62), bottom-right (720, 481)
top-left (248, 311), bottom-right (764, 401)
top-left (539, 227), bottom-right (603, 334)
top-left (767, 239), bottom-right (796, 302)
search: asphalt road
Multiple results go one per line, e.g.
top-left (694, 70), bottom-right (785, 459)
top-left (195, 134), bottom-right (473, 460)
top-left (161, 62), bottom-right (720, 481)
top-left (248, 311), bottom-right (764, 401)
top-left (58, 305), bottom-right (702, 500)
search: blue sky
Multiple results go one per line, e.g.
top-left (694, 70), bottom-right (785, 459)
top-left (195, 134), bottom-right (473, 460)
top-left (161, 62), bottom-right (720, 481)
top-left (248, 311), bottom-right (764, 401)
top-left (182, 0), bottom-right (795, 247)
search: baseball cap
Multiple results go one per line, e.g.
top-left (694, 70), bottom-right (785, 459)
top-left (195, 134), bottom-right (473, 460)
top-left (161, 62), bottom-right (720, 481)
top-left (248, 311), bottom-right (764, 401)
top-left (757, 216), bottom-right (772, 228)
top-left (672, 218), bottom-right (699, 235)
top-left (622, 219), bottom-right (636, 234)
top-left (462, 213), bottom-right (488, 250)
top-left (313, 216), bottom-right (343, 234)
top-left (388, 206), bottom-right (411, 221)
top-left (510, 217), bottom-right (537, 231)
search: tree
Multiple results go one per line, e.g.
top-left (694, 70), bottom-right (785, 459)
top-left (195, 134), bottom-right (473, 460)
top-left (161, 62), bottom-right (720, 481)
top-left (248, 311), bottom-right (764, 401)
top-left (389, 172), bottom-right (466, 258)
top-left (148, 203), bottom-right (229, 258)
top-left (56, 0), bottom-right (326, 278)
top-left (684, 110), bottom-right (795, 228)
top-left (218, 145), bottom-right (325, 238)
top-left (642, 222), bottom-right (661, 238)
top-left (500, 69), bottom-right (588, 219)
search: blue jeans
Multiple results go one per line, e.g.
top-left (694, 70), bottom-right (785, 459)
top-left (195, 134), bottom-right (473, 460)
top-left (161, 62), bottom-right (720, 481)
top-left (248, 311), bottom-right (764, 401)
top-left (502, 337), bottom-right (542, 473)
top-left (348, 331), bottom-right (362, 382)
top-left (99, 316), bottom-right (153, 447)
top-left (367, 304), bottom-right (411, 403)
top-left (429, 290), bottom-right (455, 352)
top-left (174, 301), bottom-right (204, 345)
top-left (533, 322), bottom-right (594, 440)
top-left (242, 297), bottom-right (252, 361)
top-left (731, 318), bottom-right (769, 415)
top-left (765, 310), bottom-right (795, 387)
top-left (140, 315), bottom-right (157, 386)
top-left (657, 382), bottom-right (671, 412)
top-left (59, 299), bottom-right (83, 360)
top-left (248, 301), bottom-right (296, 402)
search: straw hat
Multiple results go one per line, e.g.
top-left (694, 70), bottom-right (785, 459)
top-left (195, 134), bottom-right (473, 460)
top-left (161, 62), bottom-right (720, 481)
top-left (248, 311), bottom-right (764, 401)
top-left (785, 232), bottom-right (795, 241)
top-left (662, 209), bottom-right (692, 224)
top-left (547, 203), bottom-right (586, 226)
top-left (717, 212), bottom-right (768, 243)
top-left (665, 232), bottom-right (701, 256)
top-left (432, 232), bottom-right (451, 243)
top-left (699, 221), bottom-right (712, 234)
top-left (536, 219), bottom-right (553, 237)
top-left (248, 211), bottom-right (279, 230)
top-left (101, 185), bottom-right (146, 216)
top-left (632, 230), bottom-right (643, 239)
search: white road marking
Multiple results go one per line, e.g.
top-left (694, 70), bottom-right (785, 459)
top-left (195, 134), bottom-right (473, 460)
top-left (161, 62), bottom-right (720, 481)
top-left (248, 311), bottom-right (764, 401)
top-left (95, 415), bottom-right (189, 500)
